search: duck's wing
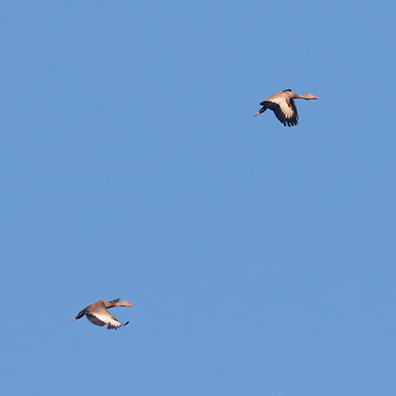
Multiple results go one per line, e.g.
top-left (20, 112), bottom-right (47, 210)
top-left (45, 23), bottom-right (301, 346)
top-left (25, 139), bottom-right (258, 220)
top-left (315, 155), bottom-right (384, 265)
top-left (86, 307), bottom-right (127, 330)
top-left (262, 97), bottom-right (299, 127)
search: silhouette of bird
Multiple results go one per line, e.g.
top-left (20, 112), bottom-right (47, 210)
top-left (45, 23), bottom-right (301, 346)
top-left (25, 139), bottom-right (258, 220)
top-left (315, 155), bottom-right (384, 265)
top-left (70, 298), bottom-right (133, 329)
top-left (254, 89), bottom-right (318, 126)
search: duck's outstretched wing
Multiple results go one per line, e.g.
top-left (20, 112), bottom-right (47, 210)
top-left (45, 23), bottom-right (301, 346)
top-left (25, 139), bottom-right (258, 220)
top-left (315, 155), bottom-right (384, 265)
top-left (87, 307), bottom-right (128, 330)
top-left (261, 98), bottom-right (299, 127)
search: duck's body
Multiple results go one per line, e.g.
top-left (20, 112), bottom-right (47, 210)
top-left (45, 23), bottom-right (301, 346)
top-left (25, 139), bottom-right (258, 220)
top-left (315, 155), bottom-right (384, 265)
top-left (70, 298), bottom-right (133, 329)
top-left (254, 89), bottom-right (317, 126)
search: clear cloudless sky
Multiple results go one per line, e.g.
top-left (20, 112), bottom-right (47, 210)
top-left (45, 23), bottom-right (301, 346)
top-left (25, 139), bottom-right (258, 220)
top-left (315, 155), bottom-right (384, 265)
top-left (1, 1), bottom-right (395, 395)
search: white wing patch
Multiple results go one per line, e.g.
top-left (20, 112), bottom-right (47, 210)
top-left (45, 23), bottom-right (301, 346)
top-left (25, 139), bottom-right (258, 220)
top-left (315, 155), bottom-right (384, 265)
top-left (271, 97), bottom-right (295, 119)
top-left (93, 311), bottom-right (122, 328)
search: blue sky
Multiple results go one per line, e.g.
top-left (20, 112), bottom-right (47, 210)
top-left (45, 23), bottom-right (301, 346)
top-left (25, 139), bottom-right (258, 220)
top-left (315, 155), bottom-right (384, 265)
top-left (1, 1), bottom-right (396, 395)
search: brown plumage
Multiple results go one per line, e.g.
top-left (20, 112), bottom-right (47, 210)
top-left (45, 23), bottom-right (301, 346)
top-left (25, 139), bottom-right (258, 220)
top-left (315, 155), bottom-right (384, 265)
top-left (254, 89), bottom-right (318, 126)
top-left (70, 298), bottom-right (133, 329)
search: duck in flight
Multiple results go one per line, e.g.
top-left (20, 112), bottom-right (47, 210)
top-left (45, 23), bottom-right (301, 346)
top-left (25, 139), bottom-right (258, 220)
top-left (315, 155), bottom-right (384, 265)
top-left (254, 89), bottom-right (318, 126)
top-left (70, 298), bottom-right (133, 329)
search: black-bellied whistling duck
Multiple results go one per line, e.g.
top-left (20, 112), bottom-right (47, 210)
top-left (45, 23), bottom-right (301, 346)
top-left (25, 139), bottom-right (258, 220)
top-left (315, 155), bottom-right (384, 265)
top-left (70, 298), bottom-right (133, 329)
top-left (254, 89), bottom-right (318, 126)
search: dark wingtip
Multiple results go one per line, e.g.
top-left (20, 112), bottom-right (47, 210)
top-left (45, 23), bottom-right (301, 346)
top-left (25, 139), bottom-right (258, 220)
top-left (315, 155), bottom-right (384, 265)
top-left (124, 321), bottom-right (130, 326)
